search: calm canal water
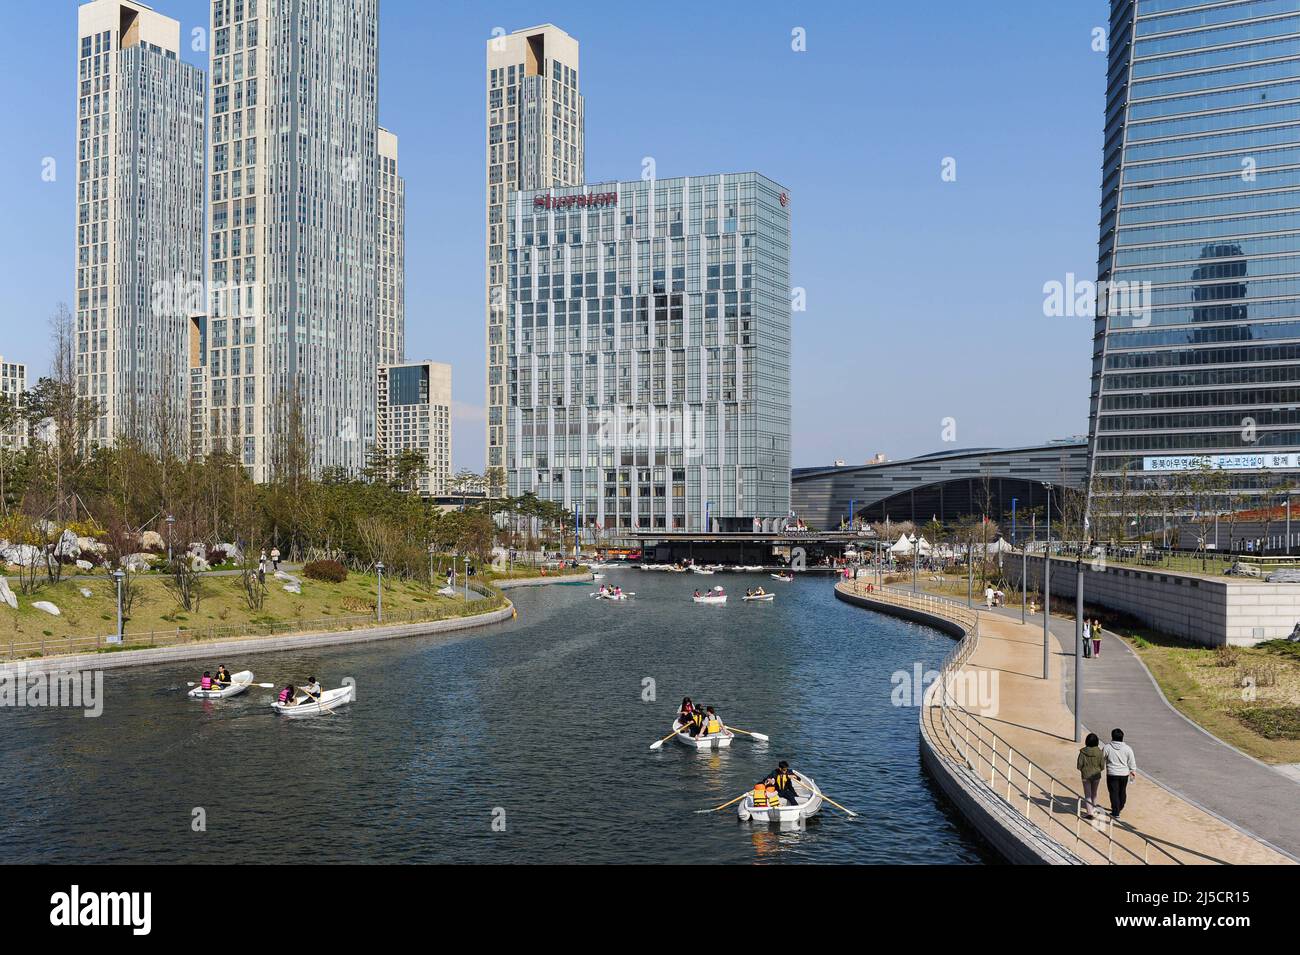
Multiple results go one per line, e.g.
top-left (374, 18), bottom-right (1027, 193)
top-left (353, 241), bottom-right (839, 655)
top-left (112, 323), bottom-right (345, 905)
top-left (0, 570), bottom-right (992, 863)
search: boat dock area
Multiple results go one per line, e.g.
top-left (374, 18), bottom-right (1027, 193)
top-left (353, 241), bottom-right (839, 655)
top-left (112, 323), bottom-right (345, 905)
top-left (621, 530), bottom-right (870, 567)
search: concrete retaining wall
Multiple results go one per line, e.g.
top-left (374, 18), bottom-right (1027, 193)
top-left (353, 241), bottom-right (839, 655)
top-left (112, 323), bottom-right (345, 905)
top-left (834, 585), bottom-right (1081, 864)
top-left (0, 603), bottom-right (515, 676)
top-left (1008, 555), bottom-right (1300, 647)
top-left (494, 572), bottom-right (593, 589)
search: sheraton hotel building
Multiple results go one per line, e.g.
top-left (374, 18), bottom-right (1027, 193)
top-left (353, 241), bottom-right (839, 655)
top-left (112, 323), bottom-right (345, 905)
top-left (503, 173), bottom-right (792, 532)
top-left (1087, 0), bottom-right (1300, 507)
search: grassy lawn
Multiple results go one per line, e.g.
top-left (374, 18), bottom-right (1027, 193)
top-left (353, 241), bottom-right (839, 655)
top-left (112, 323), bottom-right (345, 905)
top-left (1115, 631), bottom-right (1300, 764)
top-left (479, 564), bottom-right (589, 583)
top-left (1, 570), bottom-right (502, 658)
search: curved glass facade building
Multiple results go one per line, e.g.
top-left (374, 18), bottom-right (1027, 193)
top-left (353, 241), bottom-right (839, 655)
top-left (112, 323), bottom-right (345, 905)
top-left (1088, 0), bottom-right (1300, 514)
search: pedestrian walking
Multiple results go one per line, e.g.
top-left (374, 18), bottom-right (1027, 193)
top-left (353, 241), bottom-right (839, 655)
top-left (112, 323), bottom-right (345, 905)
top-left (1076, 732), bottom-right (1105, 819)
top-left (1102, 728), bottom-right (1138, 820)
top-left (258, 550), bottom-right (267, 585)
top-left (1092, 618), bottom-right (1102, 657)
top-left (1081, 620), bottom-right (1092, 659)
top-left (271, 546), bottom-right (281, 571)
top-left (984, 585), bottom-right (994, 609)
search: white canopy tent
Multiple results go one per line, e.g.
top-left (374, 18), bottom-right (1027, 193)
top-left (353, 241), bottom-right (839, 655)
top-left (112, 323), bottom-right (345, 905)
top-left (889, 534), bottom-right (913, 555)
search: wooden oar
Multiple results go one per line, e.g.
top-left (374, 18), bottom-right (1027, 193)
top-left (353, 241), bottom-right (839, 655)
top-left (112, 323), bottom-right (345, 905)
top-left (724, 725), bottom-right (770, 742)
top-left (694, 790), bottom-right (752, 814)
top-left (795, 771), bottom-right (858, 817)
top-left (649, 726), bottom-right (684, 750)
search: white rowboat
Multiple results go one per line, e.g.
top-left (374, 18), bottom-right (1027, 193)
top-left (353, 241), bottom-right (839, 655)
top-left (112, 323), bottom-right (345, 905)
top-left (692, 594), bottom-right (727, 604)
top-left (272, 684), bottom-right (355, 718)
top-left (671, 718), bottom-right (734, 750)
top-left (187, 670), bottom-right (255, 699)
top-left (743, 593), bottom-right (775, 601)
top-left (738, 772), bottom-right (823, 824)
top-left (770, 574), bottom-right (794, 582)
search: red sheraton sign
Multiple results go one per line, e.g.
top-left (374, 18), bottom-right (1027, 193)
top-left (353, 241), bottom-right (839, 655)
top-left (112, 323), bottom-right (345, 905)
top-left (533, 191), bottom-right (618, 210)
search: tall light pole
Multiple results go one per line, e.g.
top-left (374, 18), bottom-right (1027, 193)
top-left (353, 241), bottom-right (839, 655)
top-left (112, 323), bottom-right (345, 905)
top-left (112, 568), bottom-right (125, 644)
top-left (1011, 497), bottom-right (1018, 549)
top-left (428, 542), bottom-right (436, 587)
top-left (1074, 548), bottom-right (1084, 743)
top-left (1042, 482), bottom-right (1053, 680)
top-left (910, 533), bottom-right (918, 593)
top-left (464, 556), bottom-right (471, 601)
top-left (1021, 532), bottom-right (1028, 625)
top-left (375, 561), bottom-right (385, 622)
top-left (165, 514), bottom-right (175, 565)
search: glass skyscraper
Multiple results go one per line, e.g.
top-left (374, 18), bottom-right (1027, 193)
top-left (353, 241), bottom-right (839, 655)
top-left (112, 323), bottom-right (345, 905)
top-left (1087, 0), bottom-right (1300, 514)
top-left (504, 174), bottom-right (792, 532)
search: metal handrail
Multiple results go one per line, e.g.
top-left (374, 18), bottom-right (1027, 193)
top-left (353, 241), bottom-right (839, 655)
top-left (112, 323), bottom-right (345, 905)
top-left (842, 580), bottom-right (1165, 865)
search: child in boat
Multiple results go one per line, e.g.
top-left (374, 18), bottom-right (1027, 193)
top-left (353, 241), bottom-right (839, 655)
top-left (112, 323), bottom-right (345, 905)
top-left (198, 671), bottom-right (214, 691)
top-left (277, 684), bottom-right (296, 706)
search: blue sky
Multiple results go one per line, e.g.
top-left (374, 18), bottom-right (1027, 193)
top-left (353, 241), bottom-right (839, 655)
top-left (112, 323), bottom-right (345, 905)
top-left (0, 0), bottom-right (1109, 472)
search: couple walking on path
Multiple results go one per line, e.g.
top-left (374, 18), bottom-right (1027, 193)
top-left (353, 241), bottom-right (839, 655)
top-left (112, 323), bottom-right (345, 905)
top-left (1081, 618), bottom-right (1102, 659)
top-left (1077, 728), bottom-right (1137, 821)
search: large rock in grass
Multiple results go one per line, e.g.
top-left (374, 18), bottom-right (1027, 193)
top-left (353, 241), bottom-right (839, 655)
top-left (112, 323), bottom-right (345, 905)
top-left (32, 601), bottom-right (61, 616)
top-left (0, 577), bottom-right (17, 610)
top-left (119, 553), bottom-right (155, 573)
top-left (2, 543), bottom-right (42, 567)
top-left (140, 530), bottom-right (165, 552)
top-left (53, 529), bottom-right (80, 559)
top-left (77, 537), bottom-right (107, 556)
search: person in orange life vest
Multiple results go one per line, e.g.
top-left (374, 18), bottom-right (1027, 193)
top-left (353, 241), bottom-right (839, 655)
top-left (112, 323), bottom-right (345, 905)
top-left (698, 705), bottom-right (723, 738)
top-left (199, 671), bottom-right (214, 691)
top-left (771, 761), bottom-right (798, 804)
top-left (277, 684), bottom-right (296, 706)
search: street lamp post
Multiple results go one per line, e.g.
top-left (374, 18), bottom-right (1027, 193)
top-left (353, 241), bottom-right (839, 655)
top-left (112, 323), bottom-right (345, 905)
top-left (165, 514), bottom-right (175, 565)
top-left (910, 534), bottom-right (918, 593)
top-left (376, 561), bottom-right (385, 622)
top-left (464, 556), bottom-right (471, 601)
top-left (1043, 482), bottom-right (1053, 680)
top-left (428, 543), bottom-right (436, 587)
top-left (966, 539), bottom-right (973, 608)
top-left (1074, 549), bottom-right (1085, 743)
top-left (112, 568), bottom-right (125, 644)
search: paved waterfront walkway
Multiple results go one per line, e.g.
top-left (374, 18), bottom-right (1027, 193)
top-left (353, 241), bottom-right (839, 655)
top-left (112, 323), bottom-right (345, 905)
top-left (944, 609), bottom-right (1291, 863)
top-left (986, 604), bottom-right (1300, 861)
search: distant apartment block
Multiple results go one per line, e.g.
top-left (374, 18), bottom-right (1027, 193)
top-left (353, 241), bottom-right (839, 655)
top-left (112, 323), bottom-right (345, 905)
top-left (486, 25), bottom-right (584, 484)
top-left (75, 0), bottom-right (205, 454)
top-left (0, 357), bottom-right (27, 450)
top-left (377, 361), bottom-right (452, 497)
top-left (205, 0), bottom-right (379, 481)
top-left (377, 127), bottom-right (406, 368)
